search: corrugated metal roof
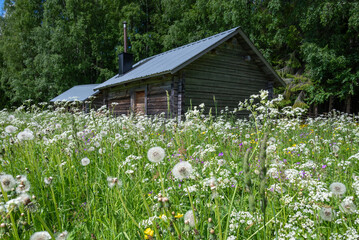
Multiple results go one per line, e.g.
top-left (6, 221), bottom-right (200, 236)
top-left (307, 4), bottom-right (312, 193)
top-left (95, 27), bottom-right (241, 90)
top-left (50, 84), bottom-right (99, 102)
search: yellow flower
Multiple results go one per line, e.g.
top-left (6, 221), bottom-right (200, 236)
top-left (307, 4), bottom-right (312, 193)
top-left (144, 228), bottom-right (154, 239)
top-left (159, 214), bottom-right (166, 220)
top-left (174, 213), bottom-right (183, 218)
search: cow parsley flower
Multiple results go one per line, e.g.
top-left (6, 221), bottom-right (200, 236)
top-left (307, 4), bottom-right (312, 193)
top-left (147, 147), bottom-right (166, 163)
top-left (320, 207), bottom-right (335, 222)
top-left (81, 157), bottom-right (90, 166)
top-left (30, 231), bottom-right (51, 240)
top-left (184, 210), bottom-right (195, 227)
top-left (172, 161), bottom-right (193, 180)
top-left (0, 174), bottom-right (16, 192)
top-left (329, 182), bottom-right (346, 196)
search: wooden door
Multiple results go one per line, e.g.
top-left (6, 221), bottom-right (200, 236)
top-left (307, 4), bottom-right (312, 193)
top-left (135, 91), bottom-right (145, 114)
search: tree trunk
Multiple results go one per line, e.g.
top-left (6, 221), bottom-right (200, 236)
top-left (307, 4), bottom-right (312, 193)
top-left (314, 104), bottom-right (318, 117)
top-left (346, 95), bottom-right (351, 113)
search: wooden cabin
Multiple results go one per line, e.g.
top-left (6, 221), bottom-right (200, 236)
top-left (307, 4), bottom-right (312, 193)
top-left (95, 27), bottom-right (285, 117)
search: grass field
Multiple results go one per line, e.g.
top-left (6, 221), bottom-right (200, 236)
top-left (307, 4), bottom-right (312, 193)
top-left (1, 92), bottom-right (359, 239)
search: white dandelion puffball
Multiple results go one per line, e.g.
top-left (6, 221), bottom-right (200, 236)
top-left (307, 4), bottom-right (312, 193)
top-left (147, 147), bottom-right (166, 163)
top-left (17, 129), bottom-right (34, 141)
top-left (81, 157), bottom-right (90, 166)
top-left (172, 161), bottom-right (193, 180)
top-left (330, 182), bottom-right (346, 196)
top-left (319, 207), bottom-right (335, 221)
top-left (56, 230), bottom-right (69, 240)
top-left (0, 174), bottom-right (16, 192)
top-left (184, 210), bottom-right (195, 227)
top-left (16, 175), bottom-right (31, 194)
top-left (30, 231), bottom-right (51, 240)
top-left (17, 193), bottom-right (32, 206)
top-left (107, 177), bottom-right (122, 188)
top-left (340, 199), bottom-right (357, 214)
top-left (332, 145), bottom-right (340, 153)
top-left (5, 125), bottom-right (17, 133)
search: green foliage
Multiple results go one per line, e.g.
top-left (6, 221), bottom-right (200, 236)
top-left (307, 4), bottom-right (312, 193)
top-left (0, 0), bottom-right (358, 109)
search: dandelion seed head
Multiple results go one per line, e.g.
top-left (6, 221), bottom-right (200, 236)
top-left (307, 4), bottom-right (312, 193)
top-left (330, 182), bottom-right (346, 196)
top-left (147, 147), bottom-right (166, 163)
top-left (0, 174), bottom-right (16, 192)
top-left (107, 177), bottom-right (122, 188)
top-left (320, 207), bottom-right (335, 221)
top-left (56, 230), bottom-right (69, 240)
top-left (172, 161), bottom-right (193, 180)
top-left (5, 125), bottom-right (17, 133)
top-left (81, 157), bottom-right (90, 166)
top-left (16, 175), bottom-right (30, 194)
top-left (17, 129), bottom-right (34, 141)
top-left (17, 193), bottom-right (32, 206)
top-left (184, 210), bottom-right (195, 227)
top-left (340, 197), bottom-right (357, 214)
top-left (30, 231), bottom-right (51, 240)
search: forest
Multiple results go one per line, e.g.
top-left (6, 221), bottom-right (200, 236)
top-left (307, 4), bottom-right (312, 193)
top-left (0, 0), bottom-right (358, 112)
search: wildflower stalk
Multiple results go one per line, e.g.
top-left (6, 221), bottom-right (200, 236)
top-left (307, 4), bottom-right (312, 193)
top-left (50, 185), bottom-right (62, 231)
top-left (116, 188), bottom-right (140, 229)
top-left (0, 185), bottom-right (20, 240)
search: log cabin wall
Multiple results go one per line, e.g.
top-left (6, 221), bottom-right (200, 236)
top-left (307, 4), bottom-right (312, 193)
top-left (183, 35), bottom-right (273, 116)
top-left (103, 75), bottom-right (180, 116)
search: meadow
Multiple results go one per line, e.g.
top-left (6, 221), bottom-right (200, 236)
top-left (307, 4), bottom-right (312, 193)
top-left (0, 91), bottom-right (359, 240)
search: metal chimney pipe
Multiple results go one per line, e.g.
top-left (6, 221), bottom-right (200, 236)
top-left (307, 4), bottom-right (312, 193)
top-left (123, 21), bottom-right (127, 53)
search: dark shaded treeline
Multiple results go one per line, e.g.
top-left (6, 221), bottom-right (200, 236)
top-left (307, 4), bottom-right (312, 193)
top-left (0, 0), bottom-right (358, 111)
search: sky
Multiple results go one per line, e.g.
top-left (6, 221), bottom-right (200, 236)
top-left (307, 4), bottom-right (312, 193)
top-left (0, 0), bottom-right (4, 16)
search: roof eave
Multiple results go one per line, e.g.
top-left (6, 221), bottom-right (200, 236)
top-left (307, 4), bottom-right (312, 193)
top-left (95, 71), bottom-right (172, 90)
